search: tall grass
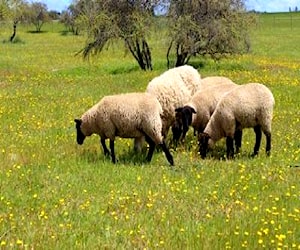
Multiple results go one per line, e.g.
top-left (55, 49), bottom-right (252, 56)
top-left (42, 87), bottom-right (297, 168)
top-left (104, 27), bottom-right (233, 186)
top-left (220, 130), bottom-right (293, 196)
top-left (0, 14), bottom-right (299, 249)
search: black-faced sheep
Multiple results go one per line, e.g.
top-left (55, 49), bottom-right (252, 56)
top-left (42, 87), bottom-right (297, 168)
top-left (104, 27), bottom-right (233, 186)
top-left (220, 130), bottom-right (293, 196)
top-left (172, 77), bottom-right (238, 144)
top-left (74, 93), bottom-right (174, 165)
top-left (134, 65), bottom-right (202, 151)
top-left (199, 83), bottom-right (275, 159)
top-left (145, 65), bottom-right (201, 138)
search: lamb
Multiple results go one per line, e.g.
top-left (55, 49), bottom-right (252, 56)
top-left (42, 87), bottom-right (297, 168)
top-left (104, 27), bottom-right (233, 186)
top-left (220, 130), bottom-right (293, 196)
top-left (198, 83), bottom-right (275, 159)
top-left (134, 65), bottom-right (202, 151)
top-left (172, 77), bottom-right (238, 143)
top-left (74, 92), bottom-right (174, 165)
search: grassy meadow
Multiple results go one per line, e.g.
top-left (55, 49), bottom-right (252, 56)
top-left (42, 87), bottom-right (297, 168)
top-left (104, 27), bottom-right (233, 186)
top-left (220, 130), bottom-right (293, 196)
top-left (0, 13), bottom-right (299, 249)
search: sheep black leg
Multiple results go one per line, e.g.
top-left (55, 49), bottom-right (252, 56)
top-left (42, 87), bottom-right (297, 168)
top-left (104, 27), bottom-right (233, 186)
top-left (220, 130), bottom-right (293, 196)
top-left (171, 125), bottom-right (181, 148)
top-left (109, 140), bottom-right (116, 164)
top-left (265, 132), bottom-right (271, 156)
top-left (234, 129), bottom-right (243, 154)
top-left (252, 125), bottom-right (262, 157)
top-left (145, 136), bottom-right (156, 162)
top-left (160, 141), bottom-right (174, 166)
top-left (199, 133), bottom-right (209, 159)
top-left (226, 136), bottom-right (234, 159)
top-left (100, 138), bottom-right (110, 156)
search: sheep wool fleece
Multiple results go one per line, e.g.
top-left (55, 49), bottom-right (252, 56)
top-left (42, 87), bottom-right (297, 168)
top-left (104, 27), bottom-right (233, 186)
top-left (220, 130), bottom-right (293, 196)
top-left (188, 82), bottom-right (238, 131)
top-left (205, 83), bottom-right (275, 143)
top-left (146, 66), bottom-right (201, 135)
top-left (79, 93), bottom-right (164, 143)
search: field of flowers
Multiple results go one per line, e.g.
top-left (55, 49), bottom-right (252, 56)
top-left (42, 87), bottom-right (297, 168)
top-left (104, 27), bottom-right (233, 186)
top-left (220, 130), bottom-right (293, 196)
top-left (0, 13), bottom-right (299, 249)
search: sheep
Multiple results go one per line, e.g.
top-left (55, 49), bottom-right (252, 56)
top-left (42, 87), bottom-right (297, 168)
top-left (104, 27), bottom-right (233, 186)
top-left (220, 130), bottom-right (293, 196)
top-left (198, 83), bottom-right (275, 159)
top-left (172, 76), bottom-right (237, 144)
top-left (134, 65), bottom-right (202, 151)
top-left (74, 92), bottom-right (174, 166)
top-left (197, 76), bottom-right (236, 91)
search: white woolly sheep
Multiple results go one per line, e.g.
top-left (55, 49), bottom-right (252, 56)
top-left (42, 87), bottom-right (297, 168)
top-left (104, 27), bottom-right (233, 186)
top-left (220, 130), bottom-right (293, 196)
top-left (74, 92), bottom-right (174, 165)
top-left (199, 83), bottom-right (275, 159)
top-left (146, 65), bottom-right (201, 137)
top-left (173, 79), bottom-right (238, 143)
top-left (134, 65), bottom-right (202, 151)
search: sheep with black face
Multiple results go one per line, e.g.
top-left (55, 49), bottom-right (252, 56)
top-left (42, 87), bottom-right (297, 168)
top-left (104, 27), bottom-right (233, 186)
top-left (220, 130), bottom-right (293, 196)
top-left (74, 92), bottom-right (174, 165)
top-left (199, 83), bottom-right (275, 159)
top-left (134, 65), bottom-right (202, 151)
top-left (172, 77), bottom-right (237, 144)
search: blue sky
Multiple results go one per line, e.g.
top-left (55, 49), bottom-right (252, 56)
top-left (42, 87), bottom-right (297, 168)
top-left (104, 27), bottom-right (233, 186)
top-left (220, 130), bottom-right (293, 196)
top-left (38, 0), bottom-right (71, 12)
top-left (38, 0), bottom-right (300, 13)
top-left (245, 0), bottom-right (300, 12)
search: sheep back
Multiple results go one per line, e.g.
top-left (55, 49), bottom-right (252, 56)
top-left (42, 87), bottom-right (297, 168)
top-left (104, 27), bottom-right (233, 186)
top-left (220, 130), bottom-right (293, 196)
top-left (146, 70), bottom-right (194, 136)
top-left (189, 83), bottom-right (238, 132)
top-left (80, 93), bottom-right (164, 143)
top-left (205, 83), bottom-right (275, 143)
top-left (169, 65), bottom-right (202, 94)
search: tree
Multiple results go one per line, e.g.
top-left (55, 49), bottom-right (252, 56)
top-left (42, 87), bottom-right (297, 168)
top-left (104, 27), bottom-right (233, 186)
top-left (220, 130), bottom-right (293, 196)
top-left (1, 0), bottom-right (28, 42)
top-left (23, 2), bottom-right (49, 32)
top-left (166, 0), bottom-right (255, 67)
top-left (48, 10), bottom-right (60, 20)
top-left (76, 0), bottom-right (158, 71)
top-left (0, 1), bottom-right (10, 21)
top-left (60, 3), bottom-right (81, 35)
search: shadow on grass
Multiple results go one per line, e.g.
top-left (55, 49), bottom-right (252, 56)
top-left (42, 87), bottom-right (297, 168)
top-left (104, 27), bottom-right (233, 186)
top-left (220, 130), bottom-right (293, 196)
top-left (2, 37), bottom-right (25, 44)
top-left (27, 30), bottom-right (48, 34)
top-left (109, 65), bottom-right (140, 75)
top-left (78, 148), bottom-right (152, 166)
top-left (203, 145), bottom-right (261, 160)
top-left (189, 61), bottom-right (205, 69)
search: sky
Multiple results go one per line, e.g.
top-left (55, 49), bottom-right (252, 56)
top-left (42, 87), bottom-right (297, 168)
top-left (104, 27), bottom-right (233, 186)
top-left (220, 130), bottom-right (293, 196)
top-left (38, 0), bottom-right (71, 12)
top-left (245, 0), bottom-right (300, 12)
top-left (38, 0), bottom-right (300, 13)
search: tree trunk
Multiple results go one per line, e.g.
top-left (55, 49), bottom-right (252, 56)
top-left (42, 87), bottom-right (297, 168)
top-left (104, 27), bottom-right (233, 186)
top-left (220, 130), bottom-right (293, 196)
top-left (175, 43), bottom-right (189, 67)
top-left (126, 37), bottom-right (152, 71)
top-left (10, 21), bottom-right (18, 42)
top-left (167, 41), bottom-right (190, 68)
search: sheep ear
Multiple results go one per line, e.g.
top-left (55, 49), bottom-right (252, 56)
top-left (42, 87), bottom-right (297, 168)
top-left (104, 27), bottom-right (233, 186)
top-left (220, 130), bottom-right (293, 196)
top-left (191, 107), bottom-right (196, 114)
top-left (175, 107), bottom-right (183, 113)
top-left (74, 118), bottom-right (82, 125)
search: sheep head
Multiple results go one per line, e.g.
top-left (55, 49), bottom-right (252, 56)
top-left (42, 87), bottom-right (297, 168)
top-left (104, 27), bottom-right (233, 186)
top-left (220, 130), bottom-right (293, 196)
top-left (74, 118), bottom-right (86, 145)
top-left (173, 106), bottom-right (196, 143)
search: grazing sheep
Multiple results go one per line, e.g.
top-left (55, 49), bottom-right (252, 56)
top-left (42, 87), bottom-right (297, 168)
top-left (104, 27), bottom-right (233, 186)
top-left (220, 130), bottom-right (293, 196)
top-left (199, 83), bottom-right (275, 159)
top-left (172, 77), bottom-right (238, 143)
top-left (74, 92), bottom-right (174, 165)
top-left (134, 65), bottom-right (202, 151)
top-left (146, 65), bottom-right (201, 138)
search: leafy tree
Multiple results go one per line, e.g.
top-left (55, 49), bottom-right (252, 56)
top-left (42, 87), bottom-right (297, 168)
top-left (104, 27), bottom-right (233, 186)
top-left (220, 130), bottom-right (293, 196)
top-left (60, 3), bottom-right (81, 35)
top-left (0, 0), bottom-right (28, 42)
top-left (0, 0), bottom-right (10, 21)
top-left (76, 0), bottom-right (158, 71)
top-left (23, 2), bottom-right (49, 32)
top-left (166, 0), bottom-right (255, 67)
top-left (60, 4), bottom-right (80, 35)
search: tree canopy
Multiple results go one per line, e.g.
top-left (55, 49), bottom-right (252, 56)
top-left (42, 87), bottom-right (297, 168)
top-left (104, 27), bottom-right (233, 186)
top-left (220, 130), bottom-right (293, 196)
top-left (167, 0), bottom-right (255, 67)
top-left (74, 0), bottom-right (158, 70)
top-left (64, 0), bottom-right (255, 70)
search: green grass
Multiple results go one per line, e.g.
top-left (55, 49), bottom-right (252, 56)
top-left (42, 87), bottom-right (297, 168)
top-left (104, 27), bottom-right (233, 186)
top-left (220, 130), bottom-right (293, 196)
top-left (0, 14), bottom-right (299, 249)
